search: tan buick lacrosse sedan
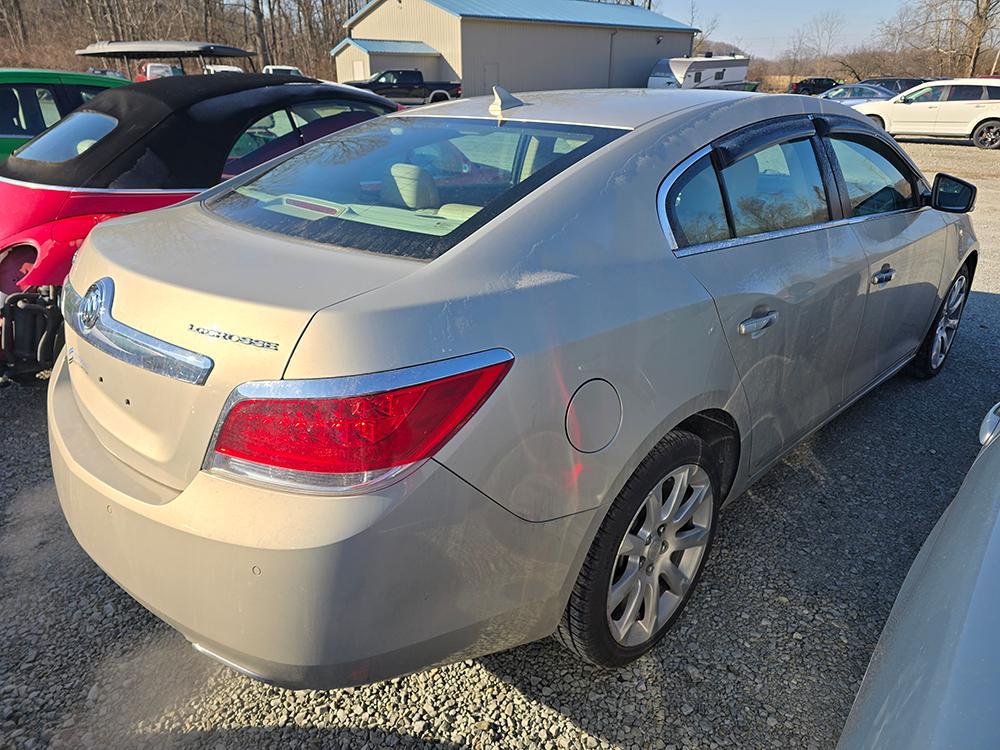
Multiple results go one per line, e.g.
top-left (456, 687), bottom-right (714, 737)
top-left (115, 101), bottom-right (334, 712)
top-left (50, 88), bottom-right (978, 688)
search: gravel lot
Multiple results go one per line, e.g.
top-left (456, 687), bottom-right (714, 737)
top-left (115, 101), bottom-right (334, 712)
top-left (2, 140), bottom-right (998, 750)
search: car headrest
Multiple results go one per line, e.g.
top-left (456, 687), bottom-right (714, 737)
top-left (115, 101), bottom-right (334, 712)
top-left (380, 163), bottom-right (439, 210)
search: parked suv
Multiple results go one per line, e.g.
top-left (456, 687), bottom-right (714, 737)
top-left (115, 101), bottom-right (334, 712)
top-left (788, 77), bottom-right (837, 95)
top-left (855, 78), bottom-right (1000, 148)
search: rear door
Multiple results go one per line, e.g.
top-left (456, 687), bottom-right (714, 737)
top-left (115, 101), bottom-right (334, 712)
top-left (938, 84), bottom-right (987, 136)
top-left (824, 129), bottom-right (946, 393)
top-left (665, 119), bottom-right (870, 471)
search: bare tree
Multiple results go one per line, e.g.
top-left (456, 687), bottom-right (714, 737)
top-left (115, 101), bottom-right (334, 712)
top-left (686, 0), bottom-right (720, 54)
top-left (805, 10), bottom-right (846, 59)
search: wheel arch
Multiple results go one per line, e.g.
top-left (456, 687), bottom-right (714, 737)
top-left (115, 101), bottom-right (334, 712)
top-left (0, 242), bottom-right (40, 295)
top-left (972, 116), bottom-right (1000, 136)
top-left (965, 248), bottom-right (979, 283)
top-left (673, 409), bottom-right (742, 503)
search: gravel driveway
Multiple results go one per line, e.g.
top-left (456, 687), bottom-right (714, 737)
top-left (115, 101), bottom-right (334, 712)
top-left (2, 141), bottom-right (998, 750)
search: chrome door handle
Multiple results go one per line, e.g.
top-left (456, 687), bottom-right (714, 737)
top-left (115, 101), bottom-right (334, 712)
top-left (872, 265), bottom-right (896, 285)
top-left (739, 310), bottom-right (778, 336)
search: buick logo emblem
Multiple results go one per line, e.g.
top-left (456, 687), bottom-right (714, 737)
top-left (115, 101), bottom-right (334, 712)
top-left (79, 283), bottom-right (104, 330)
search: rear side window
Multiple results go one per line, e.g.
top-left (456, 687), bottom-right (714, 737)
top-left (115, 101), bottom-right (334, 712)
top-left (666, 154), bottom-right (730, 247)
top-left (719, 139), bottom-right (829, 237)
top-left (208, 116), bottom-right (622, 260)
top-left (14, 111), bottom-right (117, 162)
top-left (948, 85), bottom-right (985, 101)
top-left (0, 84), bottom-right (59, 137)
top-left (987, 86), bottom-right (1000, 100)
top-left (829, 136), bottom-right (915, 216)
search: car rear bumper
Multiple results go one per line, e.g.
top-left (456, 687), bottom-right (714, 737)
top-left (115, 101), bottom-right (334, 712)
top-left (48, 354), bottom-right (595, 688)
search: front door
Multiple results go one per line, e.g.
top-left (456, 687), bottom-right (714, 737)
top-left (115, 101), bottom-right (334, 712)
top-left (825, 133), bottom-right (946, 392)
top-left (666, 125), bottom-right (869, 471)
top-left (890, 84), bottom-right (945, 133)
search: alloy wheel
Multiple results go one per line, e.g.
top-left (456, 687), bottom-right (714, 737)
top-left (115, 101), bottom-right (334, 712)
top-left (931, 274), bottom-right (967, 369)
top-left (606, 464), bottom-right (713, 647)
top-left (976, 123), bottom-right (1000, 148)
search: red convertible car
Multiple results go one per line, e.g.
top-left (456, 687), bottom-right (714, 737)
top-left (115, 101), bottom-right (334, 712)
top-left (0, 73), bottom-right (395, 379)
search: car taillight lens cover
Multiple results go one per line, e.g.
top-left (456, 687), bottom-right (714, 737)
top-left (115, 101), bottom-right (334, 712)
top-left (204, 350), bottom-right (512, 494)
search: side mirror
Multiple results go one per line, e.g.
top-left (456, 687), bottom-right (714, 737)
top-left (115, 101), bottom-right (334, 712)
top-left (932, 173), bottom-right (977, 213)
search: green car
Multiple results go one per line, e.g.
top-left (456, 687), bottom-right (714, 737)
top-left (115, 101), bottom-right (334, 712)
top-left (0, 69), bottom-right (128, 159)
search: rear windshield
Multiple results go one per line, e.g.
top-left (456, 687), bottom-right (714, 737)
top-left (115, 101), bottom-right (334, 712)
top-left (14, 111), bottom-right (118, 163)
top-left (207, 116), bottom-right (624, 260)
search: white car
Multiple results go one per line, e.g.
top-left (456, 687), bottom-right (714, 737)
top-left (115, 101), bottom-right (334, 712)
top-left (854, 78), bottom-right (1000, 149)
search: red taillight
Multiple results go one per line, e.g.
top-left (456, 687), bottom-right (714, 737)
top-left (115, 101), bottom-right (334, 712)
top-left (207, 354), bottom-right (511, 492)
top-left (456, 85), bottom-right (462, 98)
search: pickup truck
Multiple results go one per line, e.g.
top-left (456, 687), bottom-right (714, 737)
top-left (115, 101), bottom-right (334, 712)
top-left (347, 69), bottom-right (461, 105)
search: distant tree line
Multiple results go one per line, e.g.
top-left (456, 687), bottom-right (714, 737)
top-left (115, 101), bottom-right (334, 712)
top-left (0, 0), bottom-right (370, 78)
top-left (750, 1), bottom-right (1000, 89)
top-left (0, 0), bottom-right (998, 84)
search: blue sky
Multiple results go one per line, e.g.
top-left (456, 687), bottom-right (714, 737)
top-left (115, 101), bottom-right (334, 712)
top-left (659, 0), bottom-right (901, 58)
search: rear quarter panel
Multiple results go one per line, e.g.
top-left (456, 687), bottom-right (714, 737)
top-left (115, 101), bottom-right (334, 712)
top-left (283, 99), bottom-right (844, 523)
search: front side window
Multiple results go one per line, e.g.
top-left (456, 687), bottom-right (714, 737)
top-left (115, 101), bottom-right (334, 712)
top-left (720, 139), bottom-right (829, 237)
top-left (13, 111), bottom-right (117, 162)
top-left (208, 116), bottom-right (622, 260)
top-left (35, 87), bottom-right (60, 128)
top-left (290, 98), bottom-right (393, 124)
top-left (228, 110), bottom-right (296, 162)
top-left (947, 85), bottom-right (985, 101)
top-left (987, 86), bottom-right (1000, 100)
top-left (906, 86), bottom-right (945, 103)
top-left (666, 154), bottom-right (730, 248)
top-left (694, 71), bottom-right (703, 83)
top-left (829, 136), bottom-right (915, 216)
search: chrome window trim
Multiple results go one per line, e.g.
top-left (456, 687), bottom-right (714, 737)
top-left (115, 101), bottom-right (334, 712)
top-left (63, 277), bottom-right (214, 385)
top-left (0, 175), bottom-right (202, 195)
top-left (201, 347), bottom-right (514, 495)
top-left (656, 137), bottom-right (928, 259)
top-left (655, 145), bottom-right (712, 252)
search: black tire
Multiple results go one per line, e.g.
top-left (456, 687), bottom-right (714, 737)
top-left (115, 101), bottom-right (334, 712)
top-left (429, 93), bottom-right (448, 103)
top-left (866, 114), bottom-right (885, 130)
top-left (908, 263), bottom-right (971, 379)
top-left (555, 430), bottom-right (720, 667)
top-left (972, 120), bottom-right (1000, 149)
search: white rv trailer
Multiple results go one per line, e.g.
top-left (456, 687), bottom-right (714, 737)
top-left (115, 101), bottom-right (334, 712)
top-left (647, 53), bottom-right (749, 89)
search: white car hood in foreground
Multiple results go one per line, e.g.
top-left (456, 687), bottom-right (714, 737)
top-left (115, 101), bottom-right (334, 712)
top-left (838, 434), bottom-right (1000, 748)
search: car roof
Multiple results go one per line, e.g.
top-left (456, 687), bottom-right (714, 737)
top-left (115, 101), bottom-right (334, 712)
top-left (402, 88), bottom-right (758, 130)
top-left (0, 68), bottom-right (127, 86)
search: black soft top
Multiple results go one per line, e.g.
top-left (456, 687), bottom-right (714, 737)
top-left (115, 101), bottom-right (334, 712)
top-left (0, 74), bottom-right (394, 189)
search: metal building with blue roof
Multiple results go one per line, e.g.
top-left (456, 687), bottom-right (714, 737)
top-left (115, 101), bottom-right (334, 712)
top-left (332, 0), bottom-right (696, 96)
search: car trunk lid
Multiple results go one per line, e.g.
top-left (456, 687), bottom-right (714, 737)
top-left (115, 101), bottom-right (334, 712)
top-left (64, 202), bottom-right (418, 491)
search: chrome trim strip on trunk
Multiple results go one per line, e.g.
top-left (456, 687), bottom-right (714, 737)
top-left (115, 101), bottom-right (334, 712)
top-left (63, 277), bottom-right (214, 386)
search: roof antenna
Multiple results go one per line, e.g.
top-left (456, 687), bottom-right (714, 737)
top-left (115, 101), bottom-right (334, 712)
top-left (489, 85), bottom-right (524, 119)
